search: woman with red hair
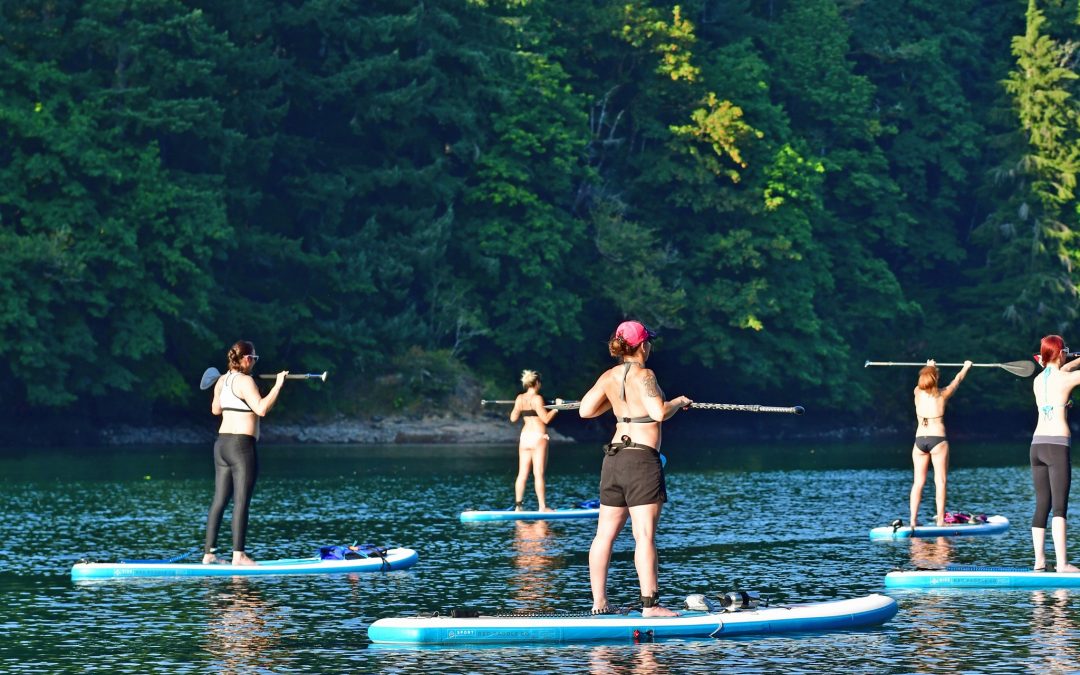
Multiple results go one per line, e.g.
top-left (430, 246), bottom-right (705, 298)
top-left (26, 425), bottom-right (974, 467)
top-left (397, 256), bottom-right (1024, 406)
top-left (1030, 335), bottom-right (1080, 572)
top-left (909, 358), bottom-right (972, 529)
top-left (579, 321), bottom-right (692, 617)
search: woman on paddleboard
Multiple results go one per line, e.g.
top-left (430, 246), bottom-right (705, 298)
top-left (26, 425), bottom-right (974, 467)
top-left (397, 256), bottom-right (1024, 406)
top-left (579, 321), bottom-right (691, 617)
top-left (509, 370), bottom-right (562, 511)
top-left (1030, 335), bottom-right (1080, 572)
top-left (909, 358), bottom-right (972, 529)
top-left (204, 340), bottom-right (288, 565)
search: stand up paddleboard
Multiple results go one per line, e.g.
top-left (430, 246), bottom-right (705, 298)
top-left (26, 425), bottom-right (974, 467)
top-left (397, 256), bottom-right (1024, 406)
top-left (885, 565), bottom-right (1080, 589)
top-left (366, 594), bottom-right (898, 644)
top-left (71, 547), bottom-right (419, 580)
top-left (460, 507), bottom-right (600, 523)
top-left (869, 515), bottom-right (1009, 540)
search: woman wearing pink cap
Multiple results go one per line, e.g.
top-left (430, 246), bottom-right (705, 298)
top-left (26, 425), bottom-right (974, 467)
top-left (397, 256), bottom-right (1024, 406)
top-left (579, 320), bottom-right (692, 617)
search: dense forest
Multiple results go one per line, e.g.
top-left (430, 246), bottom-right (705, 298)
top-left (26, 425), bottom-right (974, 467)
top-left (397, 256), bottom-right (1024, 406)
top-left (1, 0), bottom-right (1078, 435)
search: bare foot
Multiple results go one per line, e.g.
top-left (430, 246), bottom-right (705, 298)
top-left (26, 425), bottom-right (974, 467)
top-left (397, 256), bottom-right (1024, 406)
top-left (202, 553), bottom-right (225, 565)
top-left (232, 552), bottom-right (258, 566)
top-left (539, 506), bottom-right (553, 512)
top-left (1057, 563), bottom-right (1080, 573)
top-left (909, 521), bottom-right (918, 530)
top-left (642, 605), bottom-right (679, 618)
top-left (935, 517), bottom-right (945, 527)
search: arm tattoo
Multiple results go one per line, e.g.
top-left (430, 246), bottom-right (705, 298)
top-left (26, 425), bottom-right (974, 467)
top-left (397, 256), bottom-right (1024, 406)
top-left (642, 374), bottom-right (661, 398)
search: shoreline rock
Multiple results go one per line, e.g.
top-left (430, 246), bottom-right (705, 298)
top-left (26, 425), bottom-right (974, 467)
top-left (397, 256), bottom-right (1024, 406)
top-left (98, 414), bottom-right (574, 446)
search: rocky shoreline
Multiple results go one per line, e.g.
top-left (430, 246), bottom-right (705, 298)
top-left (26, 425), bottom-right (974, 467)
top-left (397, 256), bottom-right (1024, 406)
top-left (98, 414), bottom-right (575, 446)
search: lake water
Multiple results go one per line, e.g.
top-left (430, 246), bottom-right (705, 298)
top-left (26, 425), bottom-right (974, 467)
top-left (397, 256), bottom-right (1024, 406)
top-left (1, 438), bottom-right (1077, 673)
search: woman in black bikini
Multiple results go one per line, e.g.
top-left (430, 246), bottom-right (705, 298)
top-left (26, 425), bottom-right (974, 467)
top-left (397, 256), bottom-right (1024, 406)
top-left (579, 321), bottom-right (691, 617)
top-left (1030, 335), bottom-right (1080, 572)
top-left (509, 370), bottom-right (562, 511)
top-left (909, 358), bottom-right (972, 530)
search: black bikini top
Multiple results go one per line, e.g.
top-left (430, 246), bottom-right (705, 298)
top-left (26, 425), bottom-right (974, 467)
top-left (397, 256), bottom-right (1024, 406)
top-left (618, 362), bottom-right (654, 424)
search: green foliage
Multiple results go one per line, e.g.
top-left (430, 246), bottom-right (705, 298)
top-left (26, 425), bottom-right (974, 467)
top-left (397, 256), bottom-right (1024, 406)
top-left (2, 0), bottom-right (1078, 429)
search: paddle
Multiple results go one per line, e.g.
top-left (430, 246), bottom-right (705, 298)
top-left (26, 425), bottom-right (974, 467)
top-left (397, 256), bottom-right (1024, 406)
top-left (199, 367), bottom-right (328, 390)
top-left (863, 360), bottom-right (1036, 377)
top-left (481, 399), bottom-right (574, 406)
top-left (545, 401), bottom-right (804, 414)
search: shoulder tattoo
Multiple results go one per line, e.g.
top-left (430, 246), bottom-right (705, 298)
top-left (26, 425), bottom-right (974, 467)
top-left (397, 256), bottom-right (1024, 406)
top-left (642, 373), bottom-right (661, 398)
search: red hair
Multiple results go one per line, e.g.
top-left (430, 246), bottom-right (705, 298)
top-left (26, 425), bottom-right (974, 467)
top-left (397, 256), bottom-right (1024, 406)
top-left (1041, 335), bottom-right (1066, 366)
top-left (917, 366), bottom-right (939, 394)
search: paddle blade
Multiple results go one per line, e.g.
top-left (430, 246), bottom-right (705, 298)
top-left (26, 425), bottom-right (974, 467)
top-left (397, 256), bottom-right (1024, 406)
top-left (199, 367), bottom-right (221, 391)
top-left (999, 360), bottom-right (1037, 377)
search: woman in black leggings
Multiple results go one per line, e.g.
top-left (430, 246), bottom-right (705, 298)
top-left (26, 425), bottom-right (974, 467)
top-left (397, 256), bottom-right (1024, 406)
top-left (1031, 335), bottom-right (1080, 573)
top-left (204, 340), bottom-right (288, 565)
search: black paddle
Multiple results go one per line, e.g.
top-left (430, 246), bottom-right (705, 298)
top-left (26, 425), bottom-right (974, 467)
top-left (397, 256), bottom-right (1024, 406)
top-left (199, 367), bottom-right (328, 390)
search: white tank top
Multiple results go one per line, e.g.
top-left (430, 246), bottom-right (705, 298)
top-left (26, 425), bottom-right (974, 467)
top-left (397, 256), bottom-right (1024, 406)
top-left (220, 372), bottom-right (253, 413)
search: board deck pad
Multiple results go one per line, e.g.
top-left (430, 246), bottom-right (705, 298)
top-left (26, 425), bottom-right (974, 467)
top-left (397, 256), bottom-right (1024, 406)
top-left (885, 564), bottom-right (1080, 589)
top-left (460, 507), bottom-right (600, 522)
top-left (869, 515), bottom-right (1009, 540)
top-left (367, 594), bottom-right (898, 644)
top-left (71, 547), bottom-right (419, 579)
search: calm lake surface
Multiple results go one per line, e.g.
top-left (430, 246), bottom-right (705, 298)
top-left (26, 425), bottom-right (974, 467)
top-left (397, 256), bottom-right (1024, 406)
top-left (1, 437), bottom-right (1077, 673)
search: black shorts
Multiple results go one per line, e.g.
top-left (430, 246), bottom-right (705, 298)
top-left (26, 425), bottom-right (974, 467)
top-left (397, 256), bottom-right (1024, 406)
top-left (599, 444), bottom-right (667, 507)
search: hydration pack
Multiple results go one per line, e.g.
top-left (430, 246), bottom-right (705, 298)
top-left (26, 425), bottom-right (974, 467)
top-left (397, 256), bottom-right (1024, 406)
top-left (318, 543), bottom-right (388, 560)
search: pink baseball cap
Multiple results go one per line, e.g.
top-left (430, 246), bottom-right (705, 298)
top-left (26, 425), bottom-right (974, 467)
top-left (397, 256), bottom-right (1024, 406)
top-left (615, 321), bottom-right (656, 348)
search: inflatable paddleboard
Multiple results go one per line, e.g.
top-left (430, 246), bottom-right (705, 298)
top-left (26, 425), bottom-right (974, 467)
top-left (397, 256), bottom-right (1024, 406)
top-left (885, 565), bottom-right (1080, 589)
top-left (71, 547), bottom-right (418, 580)
top-left (366, 594), bottom-right (898, 644)
top-left (869, 515), bottom-right (1009, 540)
top-left (460, 508), bottom-right (599, 522)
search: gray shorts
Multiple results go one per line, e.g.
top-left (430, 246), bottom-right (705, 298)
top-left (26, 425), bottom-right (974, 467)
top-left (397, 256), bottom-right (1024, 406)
top-left (598, 443), bottom-right (667, 507)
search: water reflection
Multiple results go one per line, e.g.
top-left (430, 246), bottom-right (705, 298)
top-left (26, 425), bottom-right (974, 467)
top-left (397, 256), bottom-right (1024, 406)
top-left (1029, 589), bottom-right (1080, 672)
top-left (908, 536), bottom-right (954, 569)
top-left (587, 643), bottom-right (662, 674)
top-left (202, 578), bottom-right (282, 672)
top-left (510, 520), bottom-right (559, 610)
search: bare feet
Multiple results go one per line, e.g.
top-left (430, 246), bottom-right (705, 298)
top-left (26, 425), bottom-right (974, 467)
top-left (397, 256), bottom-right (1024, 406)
top-left (539, 506), bottom-right (553, 512)
top-left (202, 553), bottom-right (225, 565)
top-left (1057, 563), bottom-right (1080, 573)
top-left (514, 502), bottom-right (524, 512)
top-left (642, 605), bottom-right (679, 618)
top-left (232, 552), bottom-right (258, 566)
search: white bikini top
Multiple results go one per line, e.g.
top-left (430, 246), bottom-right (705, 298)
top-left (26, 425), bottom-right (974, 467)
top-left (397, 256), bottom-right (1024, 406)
top-left (220, 372), bottom-right (253, 413)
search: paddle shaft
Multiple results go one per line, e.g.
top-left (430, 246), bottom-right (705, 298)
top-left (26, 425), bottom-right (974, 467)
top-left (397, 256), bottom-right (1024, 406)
top-left (258, 372), bottom-right (328, 381)
top-left (866, 361), bottom-right (998, 368)
top-left (545, 401), bottom-right (803, 414)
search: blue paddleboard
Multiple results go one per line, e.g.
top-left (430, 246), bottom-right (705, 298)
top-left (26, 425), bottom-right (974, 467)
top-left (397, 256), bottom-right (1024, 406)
top-left (869, 515), bottom-right (1009, 540)
top-left (366, 594), bottom-right (897, 644)
top-left (71, 547), bottom-right (418, 580)
top-left (460, 508), bottom-right (599, 522)
top-left (885, 565), bottom-right (1080, 589)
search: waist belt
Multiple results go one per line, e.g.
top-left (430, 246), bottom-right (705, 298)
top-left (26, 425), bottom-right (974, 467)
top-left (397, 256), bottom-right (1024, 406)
top-left (603, 435), bottom-right (659, 456)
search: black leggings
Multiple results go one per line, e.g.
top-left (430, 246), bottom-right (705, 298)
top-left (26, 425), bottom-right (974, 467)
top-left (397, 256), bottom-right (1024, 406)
top-left (1031, 443), bottom-right (1071, 528)
top-left (205, 433), bottom-right (259, 554)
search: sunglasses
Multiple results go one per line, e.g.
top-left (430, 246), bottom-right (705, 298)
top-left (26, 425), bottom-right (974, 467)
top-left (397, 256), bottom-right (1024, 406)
top-left (244, 354), bottom-right (260, 362)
